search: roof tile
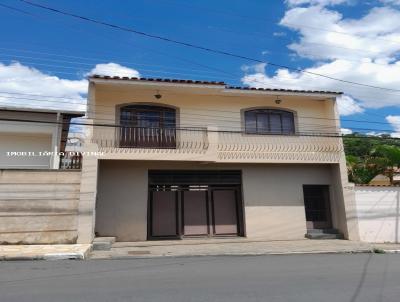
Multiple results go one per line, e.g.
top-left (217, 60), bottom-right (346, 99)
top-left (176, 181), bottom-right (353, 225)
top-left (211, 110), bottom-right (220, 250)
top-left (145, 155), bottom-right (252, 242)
top-left (89, 75), bottom-right (342, 94)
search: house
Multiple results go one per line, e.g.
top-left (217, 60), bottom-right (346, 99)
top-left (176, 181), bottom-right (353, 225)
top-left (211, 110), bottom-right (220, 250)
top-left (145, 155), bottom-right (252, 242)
top-left (369, 174), bottom-right (391, 186)
top-left (0, 106), bottom-right (85, 244)
top-left (74, 75), bottom-right (359, 243)
top-left (0, 107), bottom-right (84, 169)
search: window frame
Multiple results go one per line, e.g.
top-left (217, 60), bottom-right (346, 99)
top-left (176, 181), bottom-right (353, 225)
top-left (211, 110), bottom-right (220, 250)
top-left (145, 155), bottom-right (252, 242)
top-left (117, 103), bottom-right (178, 148)
top-left (242, 108), bottom-right (296, 135)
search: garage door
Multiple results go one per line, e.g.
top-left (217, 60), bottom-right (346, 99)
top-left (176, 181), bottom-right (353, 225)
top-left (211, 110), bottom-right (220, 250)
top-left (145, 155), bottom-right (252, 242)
top-left (148, 171), bottom-right (243, 239)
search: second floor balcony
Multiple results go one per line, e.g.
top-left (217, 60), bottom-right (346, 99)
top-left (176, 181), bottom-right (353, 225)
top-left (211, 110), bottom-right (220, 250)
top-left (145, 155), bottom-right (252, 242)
top-left (91, 126), bottom-right (344, 164)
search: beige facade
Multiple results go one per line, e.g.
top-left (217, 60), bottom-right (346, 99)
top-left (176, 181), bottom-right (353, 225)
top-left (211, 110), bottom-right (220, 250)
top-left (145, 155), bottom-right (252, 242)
top-left (96, 160), bottom-right (349, 241)
top-left (77, 76), bottom-right (359, 244)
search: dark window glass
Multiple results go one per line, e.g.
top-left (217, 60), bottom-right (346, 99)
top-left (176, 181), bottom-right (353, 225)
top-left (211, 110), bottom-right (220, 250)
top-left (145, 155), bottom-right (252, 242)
top-left (245, 111), bottom-right (257, 134)
top-left (119, 105), bottom-right (176, 148)
top-left (244, 109), bottom-right (295, 135)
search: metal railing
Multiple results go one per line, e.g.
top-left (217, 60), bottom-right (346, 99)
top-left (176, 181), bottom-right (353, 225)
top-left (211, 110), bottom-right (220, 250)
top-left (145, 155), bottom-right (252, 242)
top-left (92, 126), bottom-right (209, 152)
top-left (59, 151), bottom-right (83, 169)
top-left (91, 126), bottom-right (343, 162)
top-left (119, 126), bottom-right (177, 148)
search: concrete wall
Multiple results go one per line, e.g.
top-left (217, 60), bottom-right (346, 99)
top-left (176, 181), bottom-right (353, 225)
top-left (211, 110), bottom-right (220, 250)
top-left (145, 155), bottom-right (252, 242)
top-left (95, 160), bottom-right (340, 242)
top-left (355, 186), bottom-right (400, 243)
top-left (0, 170), bottom-right (81, 244)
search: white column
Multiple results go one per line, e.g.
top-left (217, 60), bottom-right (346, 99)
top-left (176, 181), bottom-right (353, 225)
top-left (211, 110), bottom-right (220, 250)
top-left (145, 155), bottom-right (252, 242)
top-left (50, 113), bottom-right (62, 169)
top-left (77, 119), bottom-right (99, 243)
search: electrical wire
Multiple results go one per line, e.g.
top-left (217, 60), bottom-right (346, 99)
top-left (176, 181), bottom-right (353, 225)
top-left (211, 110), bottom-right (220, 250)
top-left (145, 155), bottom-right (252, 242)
top-left (17, 0), bottom-right (400, 93)
top-left (0, 91), bottom-right (398, 129)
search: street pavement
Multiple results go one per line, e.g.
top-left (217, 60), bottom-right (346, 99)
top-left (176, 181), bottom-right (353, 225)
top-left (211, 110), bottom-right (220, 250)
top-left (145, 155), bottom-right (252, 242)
top-left (0, 254), bottom-right (399, 302)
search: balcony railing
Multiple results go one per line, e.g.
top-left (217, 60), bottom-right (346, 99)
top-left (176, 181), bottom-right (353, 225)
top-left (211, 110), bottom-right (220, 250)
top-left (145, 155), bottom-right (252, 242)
top-left (59, 151), bottom-right (83, 169)
top-left (216, 131), bottom-right (343, 162)
top-left (119, 126), bottom-right (177, 149)
top-left (91, 126), bottom-right (343, 163)
top-left (92, 126), bottom-right (209, 152)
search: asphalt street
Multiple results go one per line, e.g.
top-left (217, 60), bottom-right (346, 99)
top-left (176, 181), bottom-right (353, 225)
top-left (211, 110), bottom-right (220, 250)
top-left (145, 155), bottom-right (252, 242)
top-left (0, 254), bottom-right (399, 302)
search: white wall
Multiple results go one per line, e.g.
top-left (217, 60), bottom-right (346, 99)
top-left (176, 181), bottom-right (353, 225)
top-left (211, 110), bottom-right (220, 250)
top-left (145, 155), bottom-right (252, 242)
top-left (355, 186), bottom-right (400, 243)
top-left (0, 111), bottom-right (61, 169)
top-left (0, 133), bottom-right (52, 169)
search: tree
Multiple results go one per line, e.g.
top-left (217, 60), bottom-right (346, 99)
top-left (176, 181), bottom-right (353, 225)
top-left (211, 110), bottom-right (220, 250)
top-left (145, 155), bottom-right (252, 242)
top-left (343, 135), bottom-right (400, 185)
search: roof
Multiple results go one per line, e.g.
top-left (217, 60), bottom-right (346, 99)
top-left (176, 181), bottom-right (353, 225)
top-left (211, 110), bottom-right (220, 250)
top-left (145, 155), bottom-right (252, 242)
top-left (0, 106), bottom-right (85, 117)
top-left (89, 75), bottom-right (343, 95)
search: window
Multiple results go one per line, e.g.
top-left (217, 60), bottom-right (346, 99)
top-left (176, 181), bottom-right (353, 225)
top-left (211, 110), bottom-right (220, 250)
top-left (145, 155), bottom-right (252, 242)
top-left (244, 109), bottom-right (295, 135)
top-left (119, 105), bottom-right (176, 148)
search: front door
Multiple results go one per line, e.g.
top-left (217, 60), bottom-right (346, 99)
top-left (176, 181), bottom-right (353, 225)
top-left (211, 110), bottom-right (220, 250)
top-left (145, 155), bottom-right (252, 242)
top-left (303, 185), bottom-right (332, 229)
top-left (148, 171), bottom-right (243, 239)
top-left (211, 189), bottom-right (239, 236)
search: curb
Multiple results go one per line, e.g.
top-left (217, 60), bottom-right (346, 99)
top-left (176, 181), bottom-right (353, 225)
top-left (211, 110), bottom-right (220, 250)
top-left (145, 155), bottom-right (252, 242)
top-left (89, 249), bottom-right (381, 260)
top-left (0, 245), bottom-right (92, 261)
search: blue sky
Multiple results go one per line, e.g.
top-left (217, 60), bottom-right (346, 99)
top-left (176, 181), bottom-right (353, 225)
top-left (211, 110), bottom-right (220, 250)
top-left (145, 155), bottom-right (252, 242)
top-left (0, 0), bottom-right (400, 135)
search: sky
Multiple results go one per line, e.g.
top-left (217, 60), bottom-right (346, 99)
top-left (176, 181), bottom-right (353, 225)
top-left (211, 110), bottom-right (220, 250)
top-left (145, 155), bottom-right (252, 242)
top-left (0, 0), bottom-right (400, 135)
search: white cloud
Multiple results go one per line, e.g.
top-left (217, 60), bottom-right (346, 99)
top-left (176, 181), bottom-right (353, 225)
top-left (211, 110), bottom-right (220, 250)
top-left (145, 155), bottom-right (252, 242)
top-left (0, 61), bottom-right (140, 112)
top-left (0, 62), bottom-right (87, 111)
top-left (336, 95), bottom-right (364, 116)
top-left (281, 6), bottom-right (400, 61)
top-left (380, 0), bottom-right (400, 6)
top-left (286, 0), bottom-right (350, 6)
top-left (386, 115), bottom-right (400, 137)
top-left (273, 32), bottom-right (287, 37)
top-left (366, 131), bottom-right (388, 136)
top-left (341, 128), bottom-right (353, 135)
top-left (87, 63), bottom-right (140, 78)
top-left (242, 5), bottom-right (400, 112)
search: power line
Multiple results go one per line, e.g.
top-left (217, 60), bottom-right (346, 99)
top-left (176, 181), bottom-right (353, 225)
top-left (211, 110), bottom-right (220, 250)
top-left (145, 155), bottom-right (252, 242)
top-left (0, 2), bottom-right (33, 15)
top-left (0, 93), bottom-right (378, 126)
top-left (17, 0), bottom-right (400, 93)
top-left (0, 91), bottom-right (397, 128)
top-left (159, 0), bottom-right (400, 45)
top-left (0, 111), bottom-right (398, 135)
top-left (2, 117), bottom-right (400, 141)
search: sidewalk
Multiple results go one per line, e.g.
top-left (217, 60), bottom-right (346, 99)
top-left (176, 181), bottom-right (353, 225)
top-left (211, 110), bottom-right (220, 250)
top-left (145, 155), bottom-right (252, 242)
top-left (90, 238), bottom-right (400, 259)
top-left (0, 244), bottom-right (91, 260)
top-left (1, 239), bottom-right (399, 261)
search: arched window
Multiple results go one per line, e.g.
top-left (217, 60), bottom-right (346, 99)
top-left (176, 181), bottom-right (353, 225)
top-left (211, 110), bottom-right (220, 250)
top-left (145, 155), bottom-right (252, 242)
top-left (119, 104), bottom-right (176, 148)
top-left (244, 109), bottom-right (295, 135)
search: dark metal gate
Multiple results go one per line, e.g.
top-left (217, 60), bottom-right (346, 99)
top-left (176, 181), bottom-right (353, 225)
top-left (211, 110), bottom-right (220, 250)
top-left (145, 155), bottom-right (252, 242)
top-left (148, 171), bottom-right (244, 239)
top-left (303, 185), bottom-right (332, 230)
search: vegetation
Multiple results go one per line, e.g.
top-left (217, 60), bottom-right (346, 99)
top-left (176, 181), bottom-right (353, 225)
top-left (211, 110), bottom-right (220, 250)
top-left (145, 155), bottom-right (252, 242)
top-left (343, 134), bottom-right (400, 184)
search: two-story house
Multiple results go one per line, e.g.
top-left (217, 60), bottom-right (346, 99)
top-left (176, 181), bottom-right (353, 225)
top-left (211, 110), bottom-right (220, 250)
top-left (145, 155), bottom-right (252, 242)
top-left (76, 75), bottom-right (359, 244)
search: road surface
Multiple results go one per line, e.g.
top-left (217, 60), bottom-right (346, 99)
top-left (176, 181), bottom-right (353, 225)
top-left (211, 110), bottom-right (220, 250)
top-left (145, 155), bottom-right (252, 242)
top-left (0, 254), bottom-right (399, 302)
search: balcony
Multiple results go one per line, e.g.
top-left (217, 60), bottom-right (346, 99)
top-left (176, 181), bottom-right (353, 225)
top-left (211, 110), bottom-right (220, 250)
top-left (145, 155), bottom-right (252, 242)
top-left (91, 126), bottom-right (343, 163)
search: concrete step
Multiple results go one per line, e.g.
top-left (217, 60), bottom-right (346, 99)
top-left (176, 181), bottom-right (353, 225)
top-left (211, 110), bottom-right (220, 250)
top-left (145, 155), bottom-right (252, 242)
top-left (93, 237), bottom-right (116, 251)
top-left (305, 229), bottom-right (344, 240)
top-left (307, 228), bottom-right (340, 234)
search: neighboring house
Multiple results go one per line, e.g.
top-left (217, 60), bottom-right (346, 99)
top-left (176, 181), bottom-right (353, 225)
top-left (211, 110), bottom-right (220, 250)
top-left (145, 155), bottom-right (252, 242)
top-left (0, 107), bottom-right (84, 169)
top-left (0, 106), bottom-right (85, 244)
top-left (369, 174), bottom-right (391, 186)
top-left (369, 172), bottom-right (400, 186)
top-left (75, 75), bottom-right (359, 244)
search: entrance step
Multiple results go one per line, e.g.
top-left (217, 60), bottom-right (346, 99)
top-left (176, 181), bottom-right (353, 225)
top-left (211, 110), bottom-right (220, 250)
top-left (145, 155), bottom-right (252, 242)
top-left (93, 237), bottom-right (116, 251)
top-left (305, 229), bottom-right (344, 240)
